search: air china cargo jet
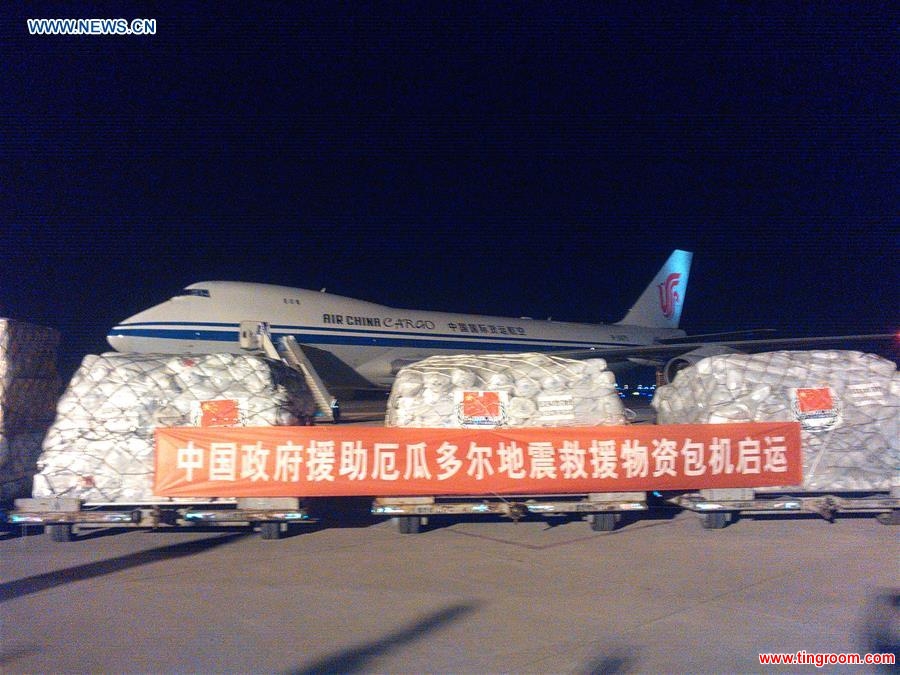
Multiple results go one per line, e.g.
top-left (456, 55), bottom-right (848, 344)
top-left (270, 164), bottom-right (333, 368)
top-left (106, 250), bottom-right (890, 391)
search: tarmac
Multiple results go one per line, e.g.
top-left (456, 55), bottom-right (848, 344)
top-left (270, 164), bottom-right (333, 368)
top-left (2, 502), bottom-right (897, 674)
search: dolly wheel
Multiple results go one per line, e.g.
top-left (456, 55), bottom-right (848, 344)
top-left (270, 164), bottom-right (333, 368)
top-left (590, 513), bottom-right (617, 532)
top-left (875, 510), bottom-right (899, 526)
top-left (47, 523), bottom-right (74, 542)
top-left (259, 522), bottom-right (282, 540)
top-left (700, 512), bottom-right (728, 529)
top-left (397, 516), bottom-right (421, 534)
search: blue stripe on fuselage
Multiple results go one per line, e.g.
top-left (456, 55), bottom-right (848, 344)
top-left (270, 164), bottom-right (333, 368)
top-left (108, 322), bottom-right (638, 351)
top-left (114, 320), bottom-right (585, 344)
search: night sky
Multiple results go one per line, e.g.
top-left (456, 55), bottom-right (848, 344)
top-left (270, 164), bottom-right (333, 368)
top-left (2, 3), bottom-right (897, 379)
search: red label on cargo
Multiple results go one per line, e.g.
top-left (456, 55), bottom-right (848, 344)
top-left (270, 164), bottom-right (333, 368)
top-left (197, 399), bottom-right (242, 427)
top-left (462, 391), bottom-right (502, 418)
top-left (794, 388), bottom-right (834, 413)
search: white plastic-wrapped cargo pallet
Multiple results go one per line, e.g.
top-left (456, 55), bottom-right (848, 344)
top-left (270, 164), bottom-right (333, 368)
top-left (652, 350), bottom-right (899, 491)
top-left (33, 353), bottom-right (317, 502)
top-left (386, 352), bottom-right (626, 428)
top-left (0, 319), bottom-right (61, 503)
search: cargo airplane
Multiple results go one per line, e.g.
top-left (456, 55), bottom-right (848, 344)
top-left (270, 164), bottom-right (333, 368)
top-left (107, 250), bottom-right (891, 391)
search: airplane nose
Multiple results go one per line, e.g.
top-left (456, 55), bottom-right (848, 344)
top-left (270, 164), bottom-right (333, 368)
top-left (108, 324), bottom-right (172, 354)
top-left (107, 329), bottom-right (131, 352)
top-left (107, 300), bottom-right (175, 353)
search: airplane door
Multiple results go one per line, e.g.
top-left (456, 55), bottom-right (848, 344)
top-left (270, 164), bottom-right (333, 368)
top-left (239, 320), bottom-right (270, 350)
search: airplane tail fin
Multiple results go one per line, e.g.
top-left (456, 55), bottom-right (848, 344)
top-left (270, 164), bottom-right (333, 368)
top-left (615, 249), bottom-right (692, 329)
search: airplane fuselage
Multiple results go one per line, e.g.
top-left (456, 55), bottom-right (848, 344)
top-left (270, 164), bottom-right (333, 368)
top-left (107, 281), bottom-right (684, 388)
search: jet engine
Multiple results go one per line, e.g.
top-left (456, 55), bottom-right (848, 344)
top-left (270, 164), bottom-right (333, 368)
top-left (662, 345), bottom-right (740, 384)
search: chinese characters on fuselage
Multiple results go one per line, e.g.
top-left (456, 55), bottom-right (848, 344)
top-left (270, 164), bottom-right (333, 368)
top-left (317, 312), bottom-right (527, 336)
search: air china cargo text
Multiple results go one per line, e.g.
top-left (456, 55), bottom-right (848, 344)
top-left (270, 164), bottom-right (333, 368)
top-left (322, 314), bottom-right (436, 330)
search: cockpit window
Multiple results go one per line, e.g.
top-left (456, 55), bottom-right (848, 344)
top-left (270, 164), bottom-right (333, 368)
top-left (176, 289), bottom-right (211, 298)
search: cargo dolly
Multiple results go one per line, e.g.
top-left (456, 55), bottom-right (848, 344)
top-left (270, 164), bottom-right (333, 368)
top-left (372, 492), bottom-right (648, 534)
top-left (5, 496), bottom-right (314, 541)
top-left (670, 486), bottom-right (900, 529)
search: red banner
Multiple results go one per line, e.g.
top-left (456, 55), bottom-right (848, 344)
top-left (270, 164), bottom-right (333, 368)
top-left (154, 423), bottom-right (802, 497)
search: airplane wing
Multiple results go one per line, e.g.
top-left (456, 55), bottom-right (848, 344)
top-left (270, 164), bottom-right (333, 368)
top-left (558, 333), bottom-right (897, 366)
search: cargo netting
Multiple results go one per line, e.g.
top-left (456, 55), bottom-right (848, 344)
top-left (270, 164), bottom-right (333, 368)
top-left (652, 350), bottom-right (899, 491)
top-left (0, 319), bottom-right (61, 503)
top-left (33, 353), bottom-right (316, 502)
top-left (386, 352), bottom-right (627, 428)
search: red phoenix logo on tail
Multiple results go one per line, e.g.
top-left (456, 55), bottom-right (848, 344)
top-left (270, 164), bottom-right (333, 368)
top-left (658, 273), bottom-right (681, 319)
